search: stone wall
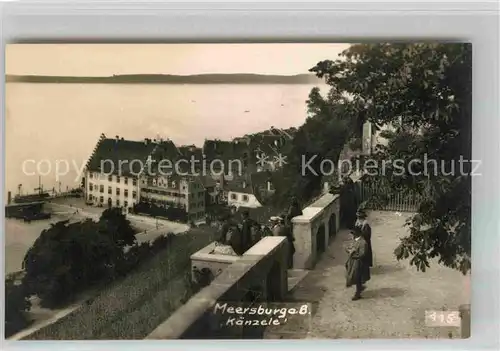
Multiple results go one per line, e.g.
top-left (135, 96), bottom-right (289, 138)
top-left (146, 236), bottom-right (289, 339)
top-left (292, 193), bottom-right (340, 269)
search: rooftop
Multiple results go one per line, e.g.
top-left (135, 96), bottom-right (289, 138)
top-left (86, 137), bottom-right (158, 175)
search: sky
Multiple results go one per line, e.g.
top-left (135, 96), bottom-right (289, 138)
top-left (6, 43), bottom-right (350, 76)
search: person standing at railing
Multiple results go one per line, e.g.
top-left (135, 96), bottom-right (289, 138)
top-left (287, 196), bottom-right (303, 219)
top-left (240, 210), bottom-right (254, 253)
top-left (270, 216), bottom-right (284, 237)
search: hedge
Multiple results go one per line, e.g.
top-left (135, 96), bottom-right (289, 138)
top-left (132, 202), bottom-right (188, 223)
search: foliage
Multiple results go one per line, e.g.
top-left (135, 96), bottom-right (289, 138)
top-left (270, 87), bottom-right (357, 208)
top-left (5, 274), bottom-right (32, 337)
top-left (132, 201), bottom-right (188, 223)
top-left (100, 207), bottom-right (136, 247)
top-left (23, 227), bottom-right (217, 340)
top-left (310, 43), bottom-right (472, 274)
top-left (205, 203), bottom-right (232, 221)
top-left (22, 208), bottom-right (138, 307)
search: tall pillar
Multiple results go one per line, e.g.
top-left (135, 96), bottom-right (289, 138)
top-left (291, 218), bottom-right (315, 269)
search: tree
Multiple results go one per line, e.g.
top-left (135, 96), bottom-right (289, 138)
top-left (310, 43), bottom-right (472, 274)
top-left (270, 87), bottom-right (357, 208)
top-left (22, 219), bottom-right (119, 307)
top-left (99, 207), bottom-right (136, 247)
top-left (5, 273), bottom-right (32, 337)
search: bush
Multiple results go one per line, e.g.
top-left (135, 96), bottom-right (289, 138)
top-left (22, 208), bottom-right (137, 308)
top-left (22, 227), bottom-right (218, 340)
top-left (5, 274), bottom-right (32, 337)
top-left (132, 202), bottom-right (188, 223)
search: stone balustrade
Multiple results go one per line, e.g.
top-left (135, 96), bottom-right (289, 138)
top-left (146, 236), bottom-right (288, 339)
top-left (292, 193), bottom-right (340, 269)
top-left (190, 242), bottom-right (240, 283)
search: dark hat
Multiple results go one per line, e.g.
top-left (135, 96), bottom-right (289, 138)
top-left (356, 209), bottom-right (368, 218)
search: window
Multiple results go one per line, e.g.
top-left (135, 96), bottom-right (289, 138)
top-left (124, 177), bottom-right (128, 185)
top-left (230, 193), bottom-right (237, 200)
top-left (89, 184), bottom-right (93, 191)
top-left (108, 175), bottom-right (113, 182)
top-left (242, 195), bottom-right (249, 202)
top-left (124, 201), bottom-right (128, 208)
top-left (132, 178), bottom-right (137, 186)
top-left (124, 189), bottom-right (129, 197)
top-left (116, 188), bottom-right (120, 195)
top-left (108, 187), bottom-right (112, 194)
top-left (100, 185), bottom-right (104, 193)
top-left (116, 199), bottom-right (120, 207)
top-left (88, 195), bottom-right (93, 201)
top-left (117, 176), bottom-right (121, 183)
top-left (132, 191), bottom-right (137, 199)
top-left (99, 196), bottom-right (104, 203)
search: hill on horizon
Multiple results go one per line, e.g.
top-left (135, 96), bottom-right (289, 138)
top-left (6, 73), bottom-right (324, 85)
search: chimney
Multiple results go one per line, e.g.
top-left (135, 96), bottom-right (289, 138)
top-left (7, 191), bottom-right (12, 204)
top-left (144, 138), bottom-right (148, 145)
top-left (115, 135), bottom-right (119, 142)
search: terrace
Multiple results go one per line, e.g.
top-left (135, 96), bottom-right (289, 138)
top-left (147, 197), bottom-right (470, 339)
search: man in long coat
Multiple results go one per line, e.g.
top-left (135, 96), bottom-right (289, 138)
top-left (355, 209), bottom-right (373, 268)
top-left (345, 229), bottom-right (370, 300)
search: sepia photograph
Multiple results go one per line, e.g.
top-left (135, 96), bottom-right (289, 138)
top-left (4, 43), bottom-right (471, 340)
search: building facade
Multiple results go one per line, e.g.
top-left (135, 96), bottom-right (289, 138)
top-left (139, 174), bottom-right (206, 222)
top-left (86, 172), bottom-right (140, 210)
top-left (83, 134), bottom-right (180, 212)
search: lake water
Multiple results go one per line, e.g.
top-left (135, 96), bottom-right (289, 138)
top-left (6, 83), bottom-right (327, 195)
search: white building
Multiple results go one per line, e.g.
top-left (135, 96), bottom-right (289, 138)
top-left (86, 172), bottom-right (140, 210)
top-left (224, 173), bottom-right (276, 209)
top-left (83, 134), bottom-right (180, 211)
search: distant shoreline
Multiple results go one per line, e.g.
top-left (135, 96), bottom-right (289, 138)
top-left (6, 73), bottom-right (323, 85)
